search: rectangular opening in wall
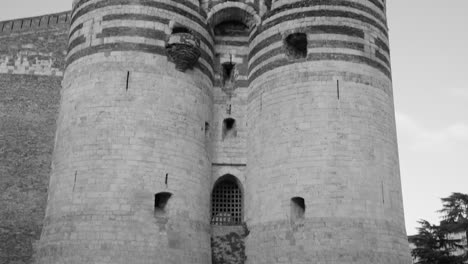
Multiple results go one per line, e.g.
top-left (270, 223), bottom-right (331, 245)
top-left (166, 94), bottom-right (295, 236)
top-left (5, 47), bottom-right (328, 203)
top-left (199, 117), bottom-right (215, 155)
top-left (291, 197), bottom-right (305, 221)
top-left (155, 192), bottom-right (172, 213)
top-left (222, 118), bottom-right (237, 140)
top-left (284, 33), bottom-right (307, 59)
top-left (222, 62), bottom-right (236, 86)
top-left (205, 122), bottom-right (210, 136)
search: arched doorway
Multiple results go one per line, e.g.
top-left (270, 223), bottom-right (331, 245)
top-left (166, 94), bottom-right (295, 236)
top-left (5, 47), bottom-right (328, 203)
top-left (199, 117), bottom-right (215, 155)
top-left (211, 174), bottom-right (243, 225)
top-left (210, 174), bottom-right (246, 264)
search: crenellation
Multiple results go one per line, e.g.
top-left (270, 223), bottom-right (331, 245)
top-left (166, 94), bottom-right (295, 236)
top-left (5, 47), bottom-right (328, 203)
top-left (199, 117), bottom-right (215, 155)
top-left (0, 11), bottom-right (71, 35)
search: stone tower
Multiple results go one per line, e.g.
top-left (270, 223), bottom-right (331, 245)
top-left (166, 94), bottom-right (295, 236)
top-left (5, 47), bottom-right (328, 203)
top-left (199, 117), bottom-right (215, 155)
top-left (34, 0), bottom-right (411, 263)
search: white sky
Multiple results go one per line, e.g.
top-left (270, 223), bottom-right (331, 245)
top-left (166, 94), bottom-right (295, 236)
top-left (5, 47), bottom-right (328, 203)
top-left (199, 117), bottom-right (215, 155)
top-left (0, 1), bottom-right (467, 235)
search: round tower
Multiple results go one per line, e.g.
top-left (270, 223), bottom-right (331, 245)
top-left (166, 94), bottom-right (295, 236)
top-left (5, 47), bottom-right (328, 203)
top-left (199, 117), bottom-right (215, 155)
top-left (34, 0), bottom-right (214, 263)
top-left (246, 0), bottom-right (411, 263)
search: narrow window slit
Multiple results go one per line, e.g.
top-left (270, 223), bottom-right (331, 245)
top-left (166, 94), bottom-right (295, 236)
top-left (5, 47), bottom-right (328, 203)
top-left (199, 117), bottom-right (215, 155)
top-left (205, 122), bottom-right (210, 136)
top-left (381, 181), bottom-right (385, 204)
top-left (126, 71), bottom-right (130, 91)
top-left (73, 171), bottom-right (77, 192)
top-left (337, 80), bottom-right (340, 99)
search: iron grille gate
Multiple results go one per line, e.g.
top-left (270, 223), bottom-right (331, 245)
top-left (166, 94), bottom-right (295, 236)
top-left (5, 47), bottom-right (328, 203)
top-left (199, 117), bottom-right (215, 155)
top-left (211, 180), bottom-right (242, 225)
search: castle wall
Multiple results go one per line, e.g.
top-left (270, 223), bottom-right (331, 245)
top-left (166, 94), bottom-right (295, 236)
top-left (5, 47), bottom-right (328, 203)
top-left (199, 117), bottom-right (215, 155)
top-left (0, 1), bottom-right (412, 263)
top-left (245, 0), bottom-right (411, 263)
top-left (0, 12), bottom-right (70, 264)
top-left (34, 1), bottom-right (214, 263)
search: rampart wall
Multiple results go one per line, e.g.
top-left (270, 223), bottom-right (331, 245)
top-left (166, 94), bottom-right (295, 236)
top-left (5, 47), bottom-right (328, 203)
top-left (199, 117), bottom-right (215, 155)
top-left (0, 11), bottom-right (70, 264)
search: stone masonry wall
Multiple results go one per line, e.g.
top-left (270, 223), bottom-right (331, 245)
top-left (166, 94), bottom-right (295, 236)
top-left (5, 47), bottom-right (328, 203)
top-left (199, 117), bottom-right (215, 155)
top-left (35, 1), bottom-right (214, 263)
top-left (245, 0), bottom-right (411, 263)
top-left (0, 1), bottom-right (412, 263)
top-left (0, 12), bottom-right (69, 264)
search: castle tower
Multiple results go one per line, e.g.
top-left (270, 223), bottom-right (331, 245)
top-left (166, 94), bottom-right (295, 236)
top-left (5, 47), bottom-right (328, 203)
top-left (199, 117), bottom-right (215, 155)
top-left (35, 0), bottom-right (214, 263)
top-left (34, 0), bottom-right (412, 263)
top-left (245, 0), bottom-right (411, 263)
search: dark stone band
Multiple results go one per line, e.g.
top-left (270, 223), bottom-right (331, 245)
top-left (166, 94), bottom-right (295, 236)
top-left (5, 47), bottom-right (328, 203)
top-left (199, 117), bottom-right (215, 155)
top-left (249, 52), bottom-right (391, 83)
top-left (68, 22), bottom-right (82, 38)
top-left (66, 42), bottom-right (214, 82)
top-left (67, 35), bottom-right (86, 52)
top-left (250, 25), bottom-right (365, 59)
top-left (71, 0), bottom-right (206, 28)
top-left (249, 40), bottom-right (365, 72)
top-left (257, 9), bottom-right (387, 41)
top-left (72, 0), bottom-right (207, 19)
top-left (265, 0), bottom-right (386, 26)
top-left (101, 13), bottom-right (214, 53)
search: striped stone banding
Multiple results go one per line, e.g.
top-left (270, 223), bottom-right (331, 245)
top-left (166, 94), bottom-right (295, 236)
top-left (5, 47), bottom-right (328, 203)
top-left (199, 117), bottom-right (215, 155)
top-left (249, 40), bottom-right (365, 72)
top-left (264, 0), bottom-right (386, 26)
top-left (69, 23), bottom-right (83, 38)
top-left (88, 26), bottom-right (213, 66)
top-left (375, 37), bottom-right (390, 54)
top-left (66, 25), bottom-right (213, 68)
top-left (272, 0), bottom-right (384, 13)
top-left (257, 9), bottom-right (388, 40)
top-left (67, 38), bottom-right (213, 81)
top-left (249, 53), bottom-right (391, 83)
top-left (66, 2), bottom-right (215, 78)
top-left (68, 35), bottom-right (86, 52)
top-left (366, 0), bottom-right (385, 11)
top-left (100, 13), bottom-right (214, 54)
top-left (66, 42), bottom-right (214, 81)
top-left (71, 0), bottom-right (206, 29)
top-left (375, 50), bottom-right (390, 66)
top-left (72, 0), bottom-right (207, 19)
top-left (250, 25), bottom-right (365, 60)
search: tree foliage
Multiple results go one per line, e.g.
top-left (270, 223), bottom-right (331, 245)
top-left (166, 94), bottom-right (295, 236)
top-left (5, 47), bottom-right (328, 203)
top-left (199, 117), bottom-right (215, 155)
top-left (409, 193), bottom-right (468, 264)
top-left (440, 193), bottom-right (468, 239)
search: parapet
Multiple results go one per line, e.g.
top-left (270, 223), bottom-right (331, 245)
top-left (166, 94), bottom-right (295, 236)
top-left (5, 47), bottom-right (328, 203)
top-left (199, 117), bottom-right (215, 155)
top-left (0, 11), bottom-right (71, 35)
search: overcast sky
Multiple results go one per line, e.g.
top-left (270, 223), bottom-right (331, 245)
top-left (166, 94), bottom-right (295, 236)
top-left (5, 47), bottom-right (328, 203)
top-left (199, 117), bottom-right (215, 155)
top-left (1, 1), bottom-right (467, 235)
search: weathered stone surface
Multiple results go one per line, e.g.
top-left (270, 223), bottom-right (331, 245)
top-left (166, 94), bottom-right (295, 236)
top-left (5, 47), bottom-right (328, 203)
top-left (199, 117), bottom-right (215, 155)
top-left (0, 13), bottom-right (67, 263)
top-left (0, 0), bottom-right (411, 263)
top-left (0, 74), bottom-right (61, 264)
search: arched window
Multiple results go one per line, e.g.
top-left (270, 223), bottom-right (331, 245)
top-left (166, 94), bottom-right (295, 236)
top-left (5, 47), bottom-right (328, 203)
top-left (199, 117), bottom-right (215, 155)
top-left (214, 20), bottom-right (249, 36)
top-left (211, 175), bottom-right (242, 225)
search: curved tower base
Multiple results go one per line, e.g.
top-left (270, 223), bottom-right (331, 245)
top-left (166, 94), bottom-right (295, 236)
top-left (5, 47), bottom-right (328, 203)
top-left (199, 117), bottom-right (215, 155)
top-left (34, 0), bottom-right (214, 263)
